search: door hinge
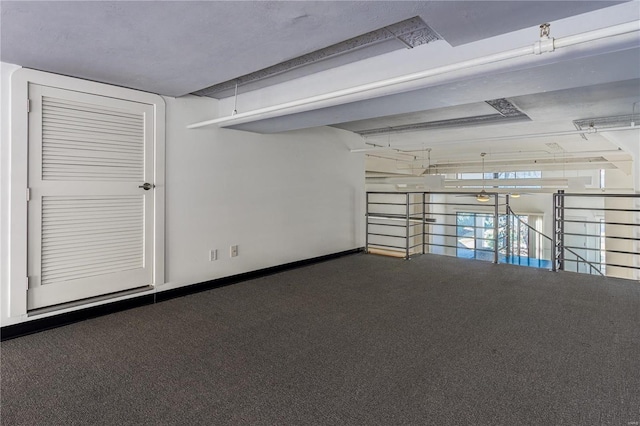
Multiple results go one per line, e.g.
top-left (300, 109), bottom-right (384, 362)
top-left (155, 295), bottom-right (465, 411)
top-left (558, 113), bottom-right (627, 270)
top-left (26, 277), bottom-right (29, 290)
top-left (27, 99), bottom-right (31, 113)
top-left (26, 188), bottom-right (30, 201)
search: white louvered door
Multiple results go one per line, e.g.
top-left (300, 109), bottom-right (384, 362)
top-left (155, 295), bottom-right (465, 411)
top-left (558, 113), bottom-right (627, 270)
top-left (27, 84), bottom-right (155, 310)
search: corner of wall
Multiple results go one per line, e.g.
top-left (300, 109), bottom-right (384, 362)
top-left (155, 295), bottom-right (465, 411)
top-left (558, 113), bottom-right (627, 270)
top-left (1, 62), bottom-right (23, 325)
top-left (601, 131), bottom-right (640, 192)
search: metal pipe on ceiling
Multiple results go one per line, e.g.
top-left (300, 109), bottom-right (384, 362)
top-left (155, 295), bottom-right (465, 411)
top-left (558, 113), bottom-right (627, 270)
top-left (365, 176), bottom-right (591, 187)
top-left (395, 149), bottom-right (631, 164)
top-left (350, 125), bottom-right (639, 153)
top-left (187, 20), bottom-right (640, 130)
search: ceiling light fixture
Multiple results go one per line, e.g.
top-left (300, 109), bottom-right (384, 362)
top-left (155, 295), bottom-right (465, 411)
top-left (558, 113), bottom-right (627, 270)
top-left (476, 153), bottom-right (491, 203)
top-left (476, 191), bottom-right (491, 202)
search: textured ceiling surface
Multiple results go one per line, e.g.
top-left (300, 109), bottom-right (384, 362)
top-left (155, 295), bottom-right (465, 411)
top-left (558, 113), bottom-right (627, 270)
top-left (193, 16), bottom-right (442, 99)
top-left (0, 1), bottom-right (622, 96)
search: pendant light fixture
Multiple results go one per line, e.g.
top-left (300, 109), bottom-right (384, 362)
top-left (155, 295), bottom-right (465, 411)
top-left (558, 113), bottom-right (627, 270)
top-left (476, 152), bottom-right (491, 202)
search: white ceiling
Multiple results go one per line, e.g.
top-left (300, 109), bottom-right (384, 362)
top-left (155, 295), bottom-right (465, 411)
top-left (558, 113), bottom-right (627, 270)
top-left (360, 78), bottom-right (639, 177)
top-left (0, 1), bottom-right (622, 96)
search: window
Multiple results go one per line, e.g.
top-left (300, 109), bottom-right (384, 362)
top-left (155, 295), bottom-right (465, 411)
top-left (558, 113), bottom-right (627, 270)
top-left (496, 171), bottom-right (542, 179)
top-left (456, 171), bottom-right (542, 188)
top-left (456, 211), bottom-right (550, 268)
top-left (456, 212), bottom-right (495, 261)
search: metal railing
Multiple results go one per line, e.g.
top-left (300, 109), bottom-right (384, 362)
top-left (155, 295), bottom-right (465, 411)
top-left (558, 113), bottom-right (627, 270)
top-left (503, 202), bottom-right (553, 269)
top-left (366, 190), bottom-right (639, 282)
top-left (505, 203), bottom-right (600, 274)
top-left (553, 191), bottom-right (640, 280)
top-left (366, 191), bottom-right (500, 261)
top-left (365, 192), bottom-right (422, 259)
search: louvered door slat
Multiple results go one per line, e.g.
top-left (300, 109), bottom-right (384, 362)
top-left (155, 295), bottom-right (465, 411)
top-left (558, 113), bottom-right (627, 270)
top-left (43, 211), bottom-right (142, 220)
top-left (42, 252), bottom-right (144, 273)
top-left (43, 111), bottom-right (144, 130)
top-left (42, 260), bottom-right (144, 283)
top-left (43, 162), bottom-right (142, 172)
top-left (42, 224), bottom-right (141, 236)
top-left (43, 114), bottom-right (145, 132)
top-left (43, 213), bottom-right (142, 224)
top-left (42, 253), bottom-right (144, 274)
top-left (42, 239), bottom-right (143, 256)
top-left (40, 196), bottom-right (144, 286)
top-left (43, 124), bottom-right (144, 141)
top-left (43, 121), bottom-right (144, 138)
top-left (43, 97), bottom-right (145, 120)
top-left (42, 238), bottom-right (143, 253)
top-left (43, 106), bottom-right (144, 124)
top-left (41, 195), bottom-right (140, 202)
top-left (42, 245), bottom-right (143, 262)
top-left (43, 148), bottom-right (143, 162)
top-left (43, 140), bottom-right (144, 154)
top-left (41, 95), bottom-right (145, 182)
top-left (43, 132), bottom-right (145, 146)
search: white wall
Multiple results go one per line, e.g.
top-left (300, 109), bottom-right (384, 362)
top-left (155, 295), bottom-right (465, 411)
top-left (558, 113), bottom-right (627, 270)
top-left (602, 132), bottom-right (640, 192)
top-left (0, 62), bottom-right (22, 324)
top-left (0, 64), bottom-right (366, 326)
top-left (162, 95), bottom-right (366, 290)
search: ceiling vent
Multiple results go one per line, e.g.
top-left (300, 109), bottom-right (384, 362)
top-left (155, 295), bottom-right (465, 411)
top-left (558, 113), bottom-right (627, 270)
top-left (192, 16), bottom-right (441, 99)
top-left (544, 142), bottom-right (564, 152)
top-left (355, 98), bottom-right (530, 136)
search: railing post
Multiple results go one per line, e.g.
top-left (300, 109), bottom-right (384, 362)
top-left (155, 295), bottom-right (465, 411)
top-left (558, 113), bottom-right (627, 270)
top-left (527, 227), bottom-right (532, 266)
top-left (494, 194), bottom-right (499, 264)
top-left (405, 192), bottom-right (410, 260)
top-left (517, 215), bottom-right (521, 264)
top-left (558, 190), bottom-right (565, 271)
top-left (365, 192), bottom-right (369, 254)
top-left (422, 192), bottom-right (426, 255)
top-left (552, 192), bottom-right (557, 271)
top-left (506, 195), bottom-right (511, 262)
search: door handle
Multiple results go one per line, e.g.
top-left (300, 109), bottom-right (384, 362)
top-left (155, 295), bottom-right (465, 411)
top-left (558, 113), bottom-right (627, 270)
top-left (138, 183), bottom-right (154, 190)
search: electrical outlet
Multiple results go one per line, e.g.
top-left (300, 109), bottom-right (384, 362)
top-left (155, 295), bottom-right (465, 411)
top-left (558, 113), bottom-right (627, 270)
top-left (230, 245), bottom-right (238, 257)
top-left (209, 249), bottom-right (218, 261)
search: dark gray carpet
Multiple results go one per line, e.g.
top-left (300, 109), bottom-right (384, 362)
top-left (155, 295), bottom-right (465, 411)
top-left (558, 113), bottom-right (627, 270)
top-left (1, 253), bottom-right (639, 425)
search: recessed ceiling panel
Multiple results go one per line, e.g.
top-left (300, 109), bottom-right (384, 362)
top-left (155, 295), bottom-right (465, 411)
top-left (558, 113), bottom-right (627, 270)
top-left (342, 99), bottom-right (530, 137)
top-left (193, 17), bottom-right (441, 99)
top-left (333, 102), bottom-right (500, 132)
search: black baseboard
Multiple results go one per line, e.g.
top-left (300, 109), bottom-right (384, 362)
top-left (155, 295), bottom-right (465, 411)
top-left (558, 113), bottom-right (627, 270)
top-left (1, 248), bottom-right (364, 341)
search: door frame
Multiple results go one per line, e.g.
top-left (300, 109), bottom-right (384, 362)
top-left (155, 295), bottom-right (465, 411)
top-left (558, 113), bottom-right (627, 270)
top-left (9, 68), bottom-right (165, 319)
